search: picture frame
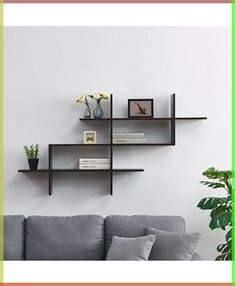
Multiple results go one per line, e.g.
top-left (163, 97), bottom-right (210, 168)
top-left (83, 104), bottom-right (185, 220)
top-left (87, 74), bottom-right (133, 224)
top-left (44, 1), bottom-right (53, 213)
top-left (128, 99), bottom-right (154, 118)
top-left (84, 131), bottom-right (97, 144)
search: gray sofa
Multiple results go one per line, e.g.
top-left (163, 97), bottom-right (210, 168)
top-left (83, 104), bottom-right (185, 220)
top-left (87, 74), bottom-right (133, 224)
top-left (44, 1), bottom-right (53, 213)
top-left (4, 215), bottom-right (202, 260)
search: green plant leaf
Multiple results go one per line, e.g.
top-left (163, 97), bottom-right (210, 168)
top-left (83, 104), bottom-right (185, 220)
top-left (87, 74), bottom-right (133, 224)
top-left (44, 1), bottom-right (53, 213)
top-left (225, 228), bottom-right (232, 242)
top-left (209, 208), bottom-right (231, 230)
top-left (198, 167), bottom-right (232, 261)
top-left (23, 144), bottom-right (40, 159)
top-left (220, 244), bottom-right (231, 254)
top-left (216, 252), bottom-right (232, 261)
top-left (197, 197), bottom-right (227, 210)
top-left (217, 243), bottom-right (226, 252)
top-left (200, 181), bottom-right (225, 189)
top-left (202, 167), bottom-right (221, 179)
top-left (216, 241), bottom-right (232, 261)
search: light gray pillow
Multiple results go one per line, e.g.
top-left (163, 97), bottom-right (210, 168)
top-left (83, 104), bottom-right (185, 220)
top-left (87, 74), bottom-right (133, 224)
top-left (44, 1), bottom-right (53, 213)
top-left (146, 227), bottom-right (201, 260)
top-left (106, 235), bottom-right (156, 260)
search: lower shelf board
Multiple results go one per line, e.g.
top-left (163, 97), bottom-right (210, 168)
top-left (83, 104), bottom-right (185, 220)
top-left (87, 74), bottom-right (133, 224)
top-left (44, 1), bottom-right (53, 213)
top-left (18, 168), bottom-right (144, 196)
top-left (18, 169), bottom-right (49, 173)
top-left (112, 168), bottom-right (144, 172)
top-left (18, 168), bottom-right (144, 172)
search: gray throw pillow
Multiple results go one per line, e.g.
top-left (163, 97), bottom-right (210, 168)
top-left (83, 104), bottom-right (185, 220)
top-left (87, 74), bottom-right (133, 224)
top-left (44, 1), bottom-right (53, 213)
top-left (106, 235), bottom-right (156, 260)
top-left (146, 227), bottom-right (201, 260)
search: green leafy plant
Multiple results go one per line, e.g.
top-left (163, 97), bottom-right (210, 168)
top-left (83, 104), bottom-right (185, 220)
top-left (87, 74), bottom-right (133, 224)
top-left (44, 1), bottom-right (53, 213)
top-left (23, 144), bottom-right (39, 160)
top-left (197, 167), bottom-right (232, 260)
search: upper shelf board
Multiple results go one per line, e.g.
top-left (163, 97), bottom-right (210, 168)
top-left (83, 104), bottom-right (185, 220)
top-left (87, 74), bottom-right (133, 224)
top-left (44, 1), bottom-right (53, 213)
top-left (80, 117), bottom-right (207, 121)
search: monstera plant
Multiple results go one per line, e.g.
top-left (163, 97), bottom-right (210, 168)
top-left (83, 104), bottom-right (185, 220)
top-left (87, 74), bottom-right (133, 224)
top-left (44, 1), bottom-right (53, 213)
top-left (197, 167), bottom-right (232, 260)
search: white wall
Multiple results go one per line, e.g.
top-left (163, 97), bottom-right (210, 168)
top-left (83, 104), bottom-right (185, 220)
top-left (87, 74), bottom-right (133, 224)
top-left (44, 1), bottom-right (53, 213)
top-left (4, 27), bottom-right (231, 260)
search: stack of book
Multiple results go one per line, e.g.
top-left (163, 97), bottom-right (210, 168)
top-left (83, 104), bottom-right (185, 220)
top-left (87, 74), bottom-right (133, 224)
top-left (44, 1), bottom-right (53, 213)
top-left (79, 158), bottom-right (110, 169)
top-left (113, 132), bottom-right (147, 144)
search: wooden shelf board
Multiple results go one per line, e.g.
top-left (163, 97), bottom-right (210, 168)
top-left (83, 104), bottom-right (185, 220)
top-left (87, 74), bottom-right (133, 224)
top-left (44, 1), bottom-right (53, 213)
top-left (112, 143), bottom-right (173, 146)
top-left (175, 117), bottom-right (207, 120)
top-left (18, 168), bottom-right (144, 173)
top-left (49, 143), bottom-right (111, 147)
top-left (18, 169), bottom-right (49, 173)
top-left (54, 169), bottom-right (110, 172)
top-left (113, 168), bottom-right (144, 172)
top-left (80, 118), bottom-right (111, 121)
top-left (49, 143), bottom-right (173, 147)
top-left (113, 117), bottom-right (172, 120)
top-left (80, 117), bottom-right (207, 121)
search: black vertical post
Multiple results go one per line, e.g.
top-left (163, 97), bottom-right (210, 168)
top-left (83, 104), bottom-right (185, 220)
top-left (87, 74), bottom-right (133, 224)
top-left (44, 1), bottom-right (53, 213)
top-left (48, 144), bottom-right (53, 195)
top-left (110, 94), bottom-right (113, 196)
top-left (170, 94), bottom-right (176, 145)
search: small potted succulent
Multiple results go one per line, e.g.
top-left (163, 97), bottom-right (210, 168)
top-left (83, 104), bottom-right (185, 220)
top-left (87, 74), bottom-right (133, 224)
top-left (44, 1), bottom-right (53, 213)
top-left (88, 93), bottom-right (109, 119)
top-left (23, 144), bottom-right (39, 170)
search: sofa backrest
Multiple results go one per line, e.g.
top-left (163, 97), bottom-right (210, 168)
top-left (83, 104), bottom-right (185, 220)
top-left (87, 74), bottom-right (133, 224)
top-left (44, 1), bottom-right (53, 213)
top-left (4, 214), bottom-right (187, 260)
top-left (4, 215), bottom-right (25, 260)
top-left (25, 215), bottom-right (104, 260)
top-left (104, 215), bottom-right (185, 254)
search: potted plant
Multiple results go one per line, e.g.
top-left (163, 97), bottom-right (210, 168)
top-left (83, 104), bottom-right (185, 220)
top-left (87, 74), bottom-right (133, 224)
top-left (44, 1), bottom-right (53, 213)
top-left (197, 167), bottom-right (232, 260)
top-left (23, 144), bottom-right (40, 170)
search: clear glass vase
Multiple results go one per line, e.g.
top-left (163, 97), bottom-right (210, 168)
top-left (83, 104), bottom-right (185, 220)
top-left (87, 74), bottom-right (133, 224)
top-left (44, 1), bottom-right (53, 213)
top-left (84, 103), bottom-right (91, 119)
top-left (93, 100), bottom-right (103, 119)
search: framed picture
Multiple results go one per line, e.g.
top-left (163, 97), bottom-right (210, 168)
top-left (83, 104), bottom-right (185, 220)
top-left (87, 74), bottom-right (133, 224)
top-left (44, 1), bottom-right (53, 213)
top-left (128, 99), bottom-right (154, 118)
top-left (84, 131), bottom-right (97, 144)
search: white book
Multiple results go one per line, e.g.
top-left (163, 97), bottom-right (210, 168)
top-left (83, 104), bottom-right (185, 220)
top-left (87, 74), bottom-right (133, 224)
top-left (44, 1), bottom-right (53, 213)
top-left (79, 158), bottom-right (110, 164)
top-left (79, 163), bottom-right (110, 170)
top-left (113, 133), bottom-right (145, 139)
top-left (113, 138), bottom-right (147, 144)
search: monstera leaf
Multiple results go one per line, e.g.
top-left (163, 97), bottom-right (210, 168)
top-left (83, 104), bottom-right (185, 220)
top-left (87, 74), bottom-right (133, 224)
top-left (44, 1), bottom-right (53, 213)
top-left (198, 167), bottom-right (232, 261)
top-left (197, 197), bottom-right (227, 210)
top-left (209, 207), bottom-right (231, 230)
top-left (216, 229), bottom-right (232, 260)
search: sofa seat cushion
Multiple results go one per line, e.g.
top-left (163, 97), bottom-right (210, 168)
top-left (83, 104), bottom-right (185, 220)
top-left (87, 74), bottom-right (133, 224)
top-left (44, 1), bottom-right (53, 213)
top-left (4, 215), bottom-right (25, 260)
top-left (105, 215), bottom-right (185, 254)
top-left (25, 215), bottom-right (104, 260)
top-left (146, 227), bottom-right (201, 260)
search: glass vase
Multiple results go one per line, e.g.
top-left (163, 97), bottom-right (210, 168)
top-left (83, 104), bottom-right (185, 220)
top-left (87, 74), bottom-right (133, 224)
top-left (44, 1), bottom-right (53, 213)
top-left (84, 103), bottom-right (91, 119)
top-left (93, 100), bottom-right (103, 119)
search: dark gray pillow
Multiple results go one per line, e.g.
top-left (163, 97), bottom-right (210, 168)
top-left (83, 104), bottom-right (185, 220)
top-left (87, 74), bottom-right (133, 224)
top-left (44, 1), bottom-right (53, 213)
top-left (146, 227), bottom-right (201, 260)
top-left (106, 235), bottom-right (156, 261)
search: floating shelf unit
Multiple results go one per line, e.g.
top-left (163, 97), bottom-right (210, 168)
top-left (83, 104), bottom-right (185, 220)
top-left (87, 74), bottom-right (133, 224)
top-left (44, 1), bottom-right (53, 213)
top-left (18, 94), bottom-right (207, 196)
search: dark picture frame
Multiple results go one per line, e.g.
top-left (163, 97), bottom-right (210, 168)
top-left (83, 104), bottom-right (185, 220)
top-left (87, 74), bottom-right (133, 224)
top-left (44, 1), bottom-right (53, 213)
top-left (128, 99), bottom-right (154, 118)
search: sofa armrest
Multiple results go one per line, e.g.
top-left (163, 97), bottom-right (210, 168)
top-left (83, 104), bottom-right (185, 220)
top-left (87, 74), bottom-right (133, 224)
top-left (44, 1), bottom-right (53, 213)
top-left (191, 253), bottom-right (203, 260)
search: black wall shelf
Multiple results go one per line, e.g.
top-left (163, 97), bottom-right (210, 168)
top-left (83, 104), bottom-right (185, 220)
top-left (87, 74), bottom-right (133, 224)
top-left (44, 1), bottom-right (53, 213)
top-left (80, 117), bottom-right (207, 121)
top-left (18, 93), bottom-right (207, 196)
top-left (18, 169), bottom-right (144, 173)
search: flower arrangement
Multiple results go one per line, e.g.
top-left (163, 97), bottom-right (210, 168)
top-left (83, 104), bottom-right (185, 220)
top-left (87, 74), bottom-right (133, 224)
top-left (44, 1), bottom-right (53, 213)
top-left (75, 95), bottom-right (91, 118)
top-left (75, 93), bottom-right (109, 119)
top-left (88, 93), bottom-right (109, 102)
top-left (88, 93), bottom-right (109, 118)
